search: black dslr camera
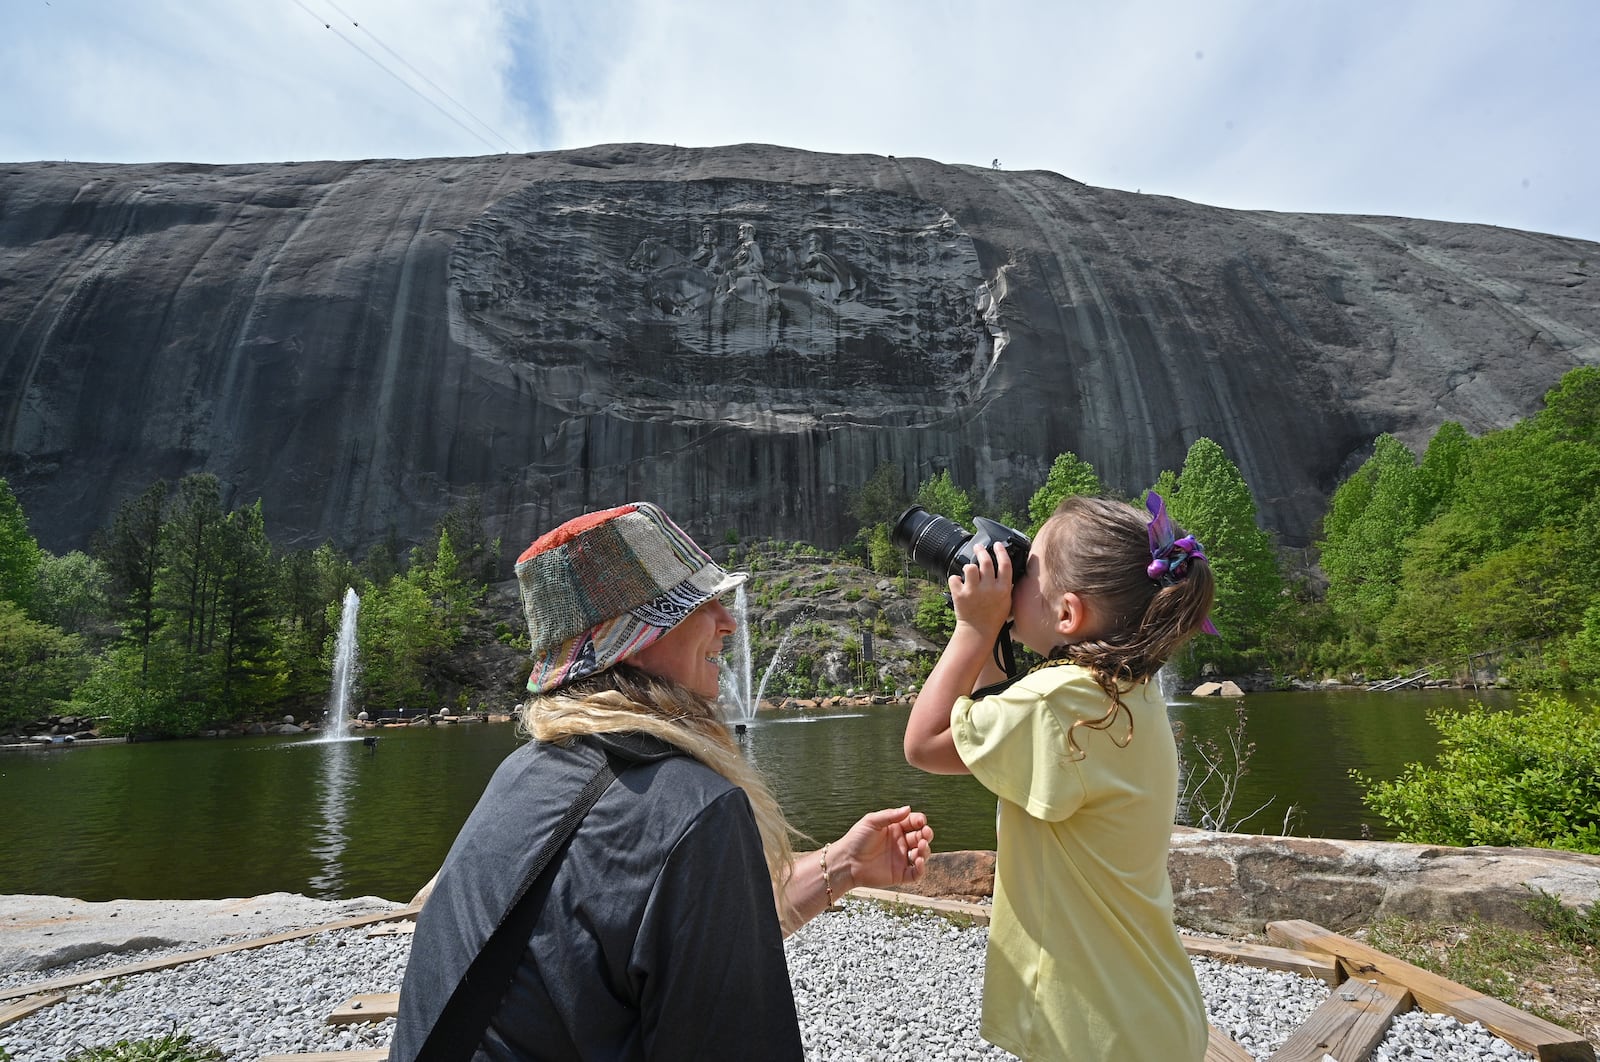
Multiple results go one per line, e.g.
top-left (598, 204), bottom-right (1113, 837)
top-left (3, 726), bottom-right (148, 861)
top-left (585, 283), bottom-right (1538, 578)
top-left (891, 506), bottom-right (1031, 581)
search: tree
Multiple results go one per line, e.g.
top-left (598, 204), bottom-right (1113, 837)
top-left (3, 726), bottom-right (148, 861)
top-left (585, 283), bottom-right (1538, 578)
top-left (355, 576), bottom-right (452, 708)
top-left (210, 502), bottom-right (284, 715)
top-left (1319, 435), bottom-right (1425, 632)
top-left (0, 600), bottom-right (85, 729)
top-left (0, 478), bottom-right (42, 612)
top-left (34, 550), bottom-right (111, 640)
top-left (851, 462), bottom-right (910, 526)
top-left (1026, 452), bottom-right (1102, 534)
top-left (1166, 438), bottom-right (1284, 665)
top-left (161, 473), bottom-right (225, 658)
top-left (851, 463), bottom-right (911, 573)
top-left (1415, 420), bottom-right (1471, 517)
top-left (96, 480), bottom-right (168, 678)
top-left (1355, 693), bottom-right (1600, 853)
top-left (913, 470), bottom-right (974, 529)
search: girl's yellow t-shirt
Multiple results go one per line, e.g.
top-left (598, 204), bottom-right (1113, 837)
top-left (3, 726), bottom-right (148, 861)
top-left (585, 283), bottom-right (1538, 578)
top-left (951, 663), bottom-right (1207, 1062)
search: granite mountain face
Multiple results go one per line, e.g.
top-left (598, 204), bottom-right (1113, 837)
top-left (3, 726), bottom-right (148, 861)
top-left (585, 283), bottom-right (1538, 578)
top-left (1, 143), bottom-right (1595, 560)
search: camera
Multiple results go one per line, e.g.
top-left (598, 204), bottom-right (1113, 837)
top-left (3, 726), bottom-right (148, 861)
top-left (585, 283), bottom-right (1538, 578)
top-left (891, 506), bottom-right (1032, 581)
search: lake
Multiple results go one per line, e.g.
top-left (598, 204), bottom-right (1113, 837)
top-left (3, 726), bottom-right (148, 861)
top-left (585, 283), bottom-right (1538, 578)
top-left (0, 688), bottom-right (1523, 903)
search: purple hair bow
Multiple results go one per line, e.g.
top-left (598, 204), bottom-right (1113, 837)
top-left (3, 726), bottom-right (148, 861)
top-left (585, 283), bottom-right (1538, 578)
top-left (1145, 492), bottom-right (1219, 636)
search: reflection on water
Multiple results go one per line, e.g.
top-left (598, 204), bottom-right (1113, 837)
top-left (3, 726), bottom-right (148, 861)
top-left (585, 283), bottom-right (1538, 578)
top-left (0, 687), bottom-right (1567, 902)
top-left (308, 740), bottom-right (355, 896)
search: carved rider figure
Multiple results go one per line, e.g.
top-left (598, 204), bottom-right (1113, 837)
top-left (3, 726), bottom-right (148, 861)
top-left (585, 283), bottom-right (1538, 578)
top-left (688, 223), bottom-right (723, 275)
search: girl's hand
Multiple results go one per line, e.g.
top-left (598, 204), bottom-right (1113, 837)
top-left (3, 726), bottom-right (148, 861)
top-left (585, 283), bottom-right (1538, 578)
top-left (948, 543), bottom-right (1014, 636)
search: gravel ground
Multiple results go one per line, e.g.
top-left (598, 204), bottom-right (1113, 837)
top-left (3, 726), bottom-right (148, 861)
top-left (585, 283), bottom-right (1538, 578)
top-left (0, 899), bottom-right (1535, 1062)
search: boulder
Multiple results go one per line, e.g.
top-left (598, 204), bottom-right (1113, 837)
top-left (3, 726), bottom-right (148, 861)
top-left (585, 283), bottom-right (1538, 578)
top-left (894, 850), bottom-right (996, 903)
top-left (1167, 828), bottom-right (1600, 935)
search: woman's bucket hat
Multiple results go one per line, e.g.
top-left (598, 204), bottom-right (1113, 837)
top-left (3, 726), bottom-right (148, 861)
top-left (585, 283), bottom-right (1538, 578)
top-left (516, 502), bottom-right (747, 694)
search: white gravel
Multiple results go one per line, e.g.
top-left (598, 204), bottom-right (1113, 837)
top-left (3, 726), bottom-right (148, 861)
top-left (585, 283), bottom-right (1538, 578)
top-left (0, 899), bottom-right (1537, 1061)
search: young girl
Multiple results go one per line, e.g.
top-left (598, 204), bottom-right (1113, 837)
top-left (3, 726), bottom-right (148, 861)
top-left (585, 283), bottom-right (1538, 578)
top-left (904, 493), bottom-right (1215, 1061)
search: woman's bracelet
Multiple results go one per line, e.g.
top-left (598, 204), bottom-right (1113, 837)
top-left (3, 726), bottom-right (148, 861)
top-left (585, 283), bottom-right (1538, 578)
top-left (820, 842), bottom-right (835, 909)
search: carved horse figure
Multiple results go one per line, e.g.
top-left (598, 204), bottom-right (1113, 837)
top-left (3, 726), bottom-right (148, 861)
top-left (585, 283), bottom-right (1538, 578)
top-left (628, 238), bottom-right (716, 316)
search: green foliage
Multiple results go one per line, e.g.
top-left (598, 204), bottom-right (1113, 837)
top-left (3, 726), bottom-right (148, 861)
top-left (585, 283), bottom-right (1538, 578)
top-left (63, 1031), bottom-right (224, 1062)
top-left (355, 575), bottom-right (455, 709)
top-left (1365, 916), bottom-right (1551, 1004)
top-left (97, 480), bottom-right (168, 678)
top-left (1519, 886), bottom-right (1600, 949)
top-left (1368, 368), bottom-right (1600, 680)
top-left (0, 477), bottom-right (43, 612)
top-left (914, 470), bottom-right (973, 529)
top-left (1354, 693), bottom-right (1600, 853)
top-left (34, 549), bottom-right (111, 639)
top-left (1026, 451), bottom-right (1102, 534)
top-left (1319, 434), bottom-right (1426, 632)
top-left (864, 522), bottom-right (901, 575)
top-left (1163, 438), bottom-right (1284, 668)
top-left (850, 461), bottom-right (909, 526)
top-left (0, 600), bottom-right (86, 729)
top-left (913, 584), bottom-right (956, 641)
top-left (77, 645), bottom-right (185, 737)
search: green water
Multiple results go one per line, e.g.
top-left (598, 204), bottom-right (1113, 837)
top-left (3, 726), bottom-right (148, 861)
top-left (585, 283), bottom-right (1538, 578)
top-left (0, 688), bottom-right (1521, 902)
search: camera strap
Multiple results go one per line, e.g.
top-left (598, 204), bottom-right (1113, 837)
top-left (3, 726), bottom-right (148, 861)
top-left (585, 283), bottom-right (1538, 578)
top-left (993, 621), bottom-right (1018, 678)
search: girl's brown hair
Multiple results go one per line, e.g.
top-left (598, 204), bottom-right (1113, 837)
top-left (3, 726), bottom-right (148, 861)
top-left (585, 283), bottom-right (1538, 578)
top-left (1038, 495), bottom-right (1215, 755)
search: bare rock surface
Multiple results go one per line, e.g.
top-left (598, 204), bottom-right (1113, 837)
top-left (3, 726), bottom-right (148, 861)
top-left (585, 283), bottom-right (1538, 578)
top-left (1168, 828), bottom-right (1600, 935)
top-left (2, 144), bottom-right (1597, 562)
top-left (0, 892), bottom-right (402, 976)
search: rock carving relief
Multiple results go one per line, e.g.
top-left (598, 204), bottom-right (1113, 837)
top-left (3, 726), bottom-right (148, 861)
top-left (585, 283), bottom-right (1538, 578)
top-left (448, 180), bottom-right (1010, 413)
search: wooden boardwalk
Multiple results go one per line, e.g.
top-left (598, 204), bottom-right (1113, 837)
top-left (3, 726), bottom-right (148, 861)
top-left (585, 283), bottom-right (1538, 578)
top-left (3, 895), bottom-right (1592, 1062)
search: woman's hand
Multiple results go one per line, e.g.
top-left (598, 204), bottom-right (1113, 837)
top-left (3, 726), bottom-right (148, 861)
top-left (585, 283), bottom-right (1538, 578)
top-left (832, 805), bottom-right (934, 892)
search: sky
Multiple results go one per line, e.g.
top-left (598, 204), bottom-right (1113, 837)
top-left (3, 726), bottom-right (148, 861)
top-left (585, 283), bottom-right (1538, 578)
top-left (2, 1), bottom-right (1598, 243)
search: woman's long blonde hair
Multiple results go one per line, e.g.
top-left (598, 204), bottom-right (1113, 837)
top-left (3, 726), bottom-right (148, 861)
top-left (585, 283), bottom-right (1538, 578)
top-left (519, 663), bottom-right (802, 931)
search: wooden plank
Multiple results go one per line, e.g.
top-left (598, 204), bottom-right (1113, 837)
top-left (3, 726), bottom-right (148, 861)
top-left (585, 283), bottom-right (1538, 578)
top-left (1267, 919), bottom-right (1596, 1062)
top-left (328, 992), bottom-right (400, 1025)
top-left (1206, 1023), bottom-right (1255, 1062)
top-left (847, 887), bottom-right (991, 923)
top-left (1182, 935), bottom-right (1343, 986)
top-left (1265, 978), bottom-right (1410, 1061)
top-left (365, 922), bottom-right (415, 937)
top-left (0, 992), bottom-right (67, 1029)
top-left (0, 904), bottom-right (422, 1004)
top-left (257, 1051), bottom-right (388, 1062)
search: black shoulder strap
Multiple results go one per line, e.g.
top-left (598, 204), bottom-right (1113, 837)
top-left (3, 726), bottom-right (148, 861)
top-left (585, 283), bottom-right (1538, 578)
top-left (414, 751), bottom-right (620, 1062)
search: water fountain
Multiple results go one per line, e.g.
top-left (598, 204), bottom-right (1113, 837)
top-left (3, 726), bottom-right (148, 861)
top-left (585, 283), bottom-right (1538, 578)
top-left (323, 587), bottom-right (361, 736)
top-left (719, 584), bottom-right (797, 725)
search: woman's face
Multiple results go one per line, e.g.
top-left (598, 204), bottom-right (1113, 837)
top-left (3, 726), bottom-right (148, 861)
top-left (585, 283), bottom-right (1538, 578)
top-left (629, 598), bottom-right (737, 699)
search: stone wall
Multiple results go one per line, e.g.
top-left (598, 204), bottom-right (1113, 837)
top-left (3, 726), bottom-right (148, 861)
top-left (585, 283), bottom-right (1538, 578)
top-left (905, 831), bottom-right (1600, 937)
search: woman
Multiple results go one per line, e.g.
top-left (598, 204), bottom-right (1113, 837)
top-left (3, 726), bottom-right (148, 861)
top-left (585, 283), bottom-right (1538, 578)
top-left (393, 502), bottom-right (933, 1061)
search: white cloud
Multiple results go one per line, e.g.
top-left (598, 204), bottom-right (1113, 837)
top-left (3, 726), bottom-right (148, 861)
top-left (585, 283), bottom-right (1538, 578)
top-left (2, 0), bottom-right (1596, 241)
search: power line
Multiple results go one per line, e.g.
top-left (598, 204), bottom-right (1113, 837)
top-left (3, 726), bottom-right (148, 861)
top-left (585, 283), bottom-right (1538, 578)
top-left (288, 0), bottom-right (511, 155)
top-left (323, 0), bottom-right (518, 153)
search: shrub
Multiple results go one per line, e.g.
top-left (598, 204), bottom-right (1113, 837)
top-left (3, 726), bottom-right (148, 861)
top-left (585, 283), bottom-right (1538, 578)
top-left (1353, 693), bottom-right (1600, 853)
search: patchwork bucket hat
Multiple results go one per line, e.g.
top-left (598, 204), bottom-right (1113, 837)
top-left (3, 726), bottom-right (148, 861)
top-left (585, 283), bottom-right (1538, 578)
top-left (516, 502), bottom-right (747, 694)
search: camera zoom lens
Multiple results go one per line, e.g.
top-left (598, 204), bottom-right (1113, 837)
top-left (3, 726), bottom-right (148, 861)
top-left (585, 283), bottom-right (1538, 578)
top-left (892, 506), bottom-right (972, 578)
